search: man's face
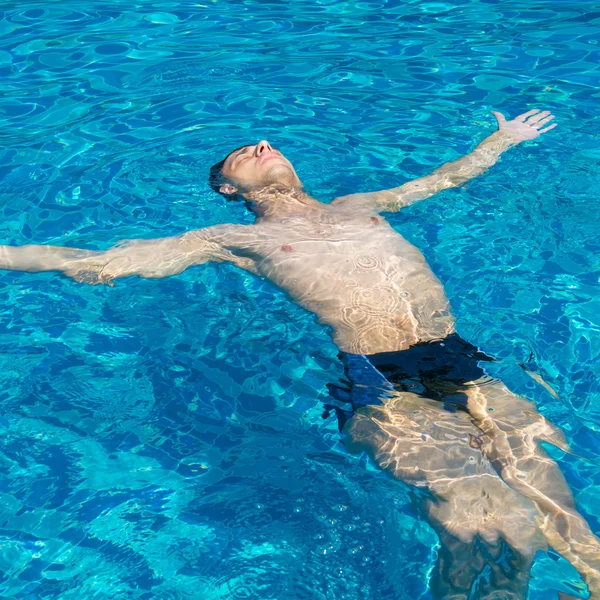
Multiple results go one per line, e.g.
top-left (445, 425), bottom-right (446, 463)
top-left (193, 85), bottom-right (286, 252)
top-left (220, 140), bottom-right (302, 193)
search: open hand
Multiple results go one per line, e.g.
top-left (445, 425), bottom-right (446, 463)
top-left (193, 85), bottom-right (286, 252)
top-left (492, 109), bottom-right (556, 142)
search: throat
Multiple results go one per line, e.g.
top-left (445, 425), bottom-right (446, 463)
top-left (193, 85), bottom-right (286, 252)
top-left (247, 186), bottom-right (324, 219)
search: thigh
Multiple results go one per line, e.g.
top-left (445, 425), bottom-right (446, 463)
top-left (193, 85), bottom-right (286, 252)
top-left (343, 391), bottom-right (493, 490)
top-left (343, 392), bottom-right (546, 594)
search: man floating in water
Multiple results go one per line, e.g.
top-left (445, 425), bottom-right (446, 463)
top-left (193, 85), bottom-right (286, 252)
top-left (1, 109), bottom-right (598, 599)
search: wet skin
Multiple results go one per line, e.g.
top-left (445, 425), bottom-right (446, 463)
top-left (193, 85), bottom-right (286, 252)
top-left (1, 110), bottom-right (598, 599)
top-left (214, 196), bottom-right (456, 355)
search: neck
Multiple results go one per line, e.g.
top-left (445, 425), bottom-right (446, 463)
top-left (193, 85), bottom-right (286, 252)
top-left (243, 184), bottom-right (324, 219)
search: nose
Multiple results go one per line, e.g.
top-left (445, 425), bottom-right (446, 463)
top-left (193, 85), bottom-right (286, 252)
top-left (255, 140), bottom-right (273, 156)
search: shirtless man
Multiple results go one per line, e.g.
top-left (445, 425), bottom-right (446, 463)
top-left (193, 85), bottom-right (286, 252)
top-left (1, 109), bottom-right (598, 599)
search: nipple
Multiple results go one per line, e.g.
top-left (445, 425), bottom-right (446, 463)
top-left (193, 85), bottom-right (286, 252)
top-left (281, 245), bottom-right (293, 252)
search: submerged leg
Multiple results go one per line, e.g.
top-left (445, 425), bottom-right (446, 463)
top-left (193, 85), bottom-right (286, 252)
top-left (429, 502), bottom-right (537, 600)
top-left (343, 392), bottom-right (546, 599)
top-left (465, 380), bottom-right (600, 595)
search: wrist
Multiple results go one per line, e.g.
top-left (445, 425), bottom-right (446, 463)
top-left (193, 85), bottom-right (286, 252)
top-left (493, 130), bottom-right (521, 148)
top-left (482, 131), bottom-right (520, 155)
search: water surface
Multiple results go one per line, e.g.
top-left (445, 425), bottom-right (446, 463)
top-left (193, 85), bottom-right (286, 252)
top-left (0, 1), bottom-right (599, 598)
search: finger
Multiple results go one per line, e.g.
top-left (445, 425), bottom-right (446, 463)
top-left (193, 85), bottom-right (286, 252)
top-left (515, 109), bottom-right (540, 122)
top-left (534, 114), bottom-right (555, 128)
top-left (526, 110), bottom-right (550, 125)
top-left (491, 111), bottom-right (506, 125)
top-left (538, 123), bottom-right (557, 134)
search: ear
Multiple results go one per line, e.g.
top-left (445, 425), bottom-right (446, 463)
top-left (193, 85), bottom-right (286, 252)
top-left (219, 183), bottom-right (238, 195)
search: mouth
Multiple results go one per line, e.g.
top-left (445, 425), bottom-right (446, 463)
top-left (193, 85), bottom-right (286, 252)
top-left (259, 152), bottom-right (283, 165)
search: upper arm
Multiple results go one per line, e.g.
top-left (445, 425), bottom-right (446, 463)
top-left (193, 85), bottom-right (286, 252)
top-left (331, 174), bottom-right (446, 213)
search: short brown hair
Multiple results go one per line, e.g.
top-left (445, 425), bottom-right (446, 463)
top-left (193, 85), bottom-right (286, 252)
top-left (208, 145), bottom-right (250, 199)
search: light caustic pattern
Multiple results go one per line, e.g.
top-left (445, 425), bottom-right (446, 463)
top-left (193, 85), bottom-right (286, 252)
top-left (0, 1), bottom-right (599, 599)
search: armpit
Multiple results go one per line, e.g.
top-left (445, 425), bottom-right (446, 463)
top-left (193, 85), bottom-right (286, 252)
top-left (212, 247), bottom-right (259, 275)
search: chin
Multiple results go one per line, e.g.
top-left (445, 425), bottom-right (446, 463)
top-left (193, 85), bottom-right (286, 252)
top-left (265, 163), bottom-right (298, 186)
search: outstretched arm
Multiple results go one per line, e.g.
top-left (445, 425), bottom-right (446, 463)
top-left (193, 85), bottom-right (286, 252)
top-left (332, 109), bottom-right (557, 213)
top-left (0, 224), bottom-right (257, 285)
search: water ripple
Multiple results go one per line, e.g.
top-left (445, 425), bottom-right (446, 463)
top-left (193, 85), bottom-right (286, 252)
top-left (0, 0), bottom-right (599, 598)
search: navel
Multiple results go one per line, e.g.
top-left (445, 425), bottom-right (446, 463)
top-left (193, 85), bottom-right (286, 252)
top-left (370, 216), bottom-right (379, 225)
top-left (281, 244), bottom-right (293, 252)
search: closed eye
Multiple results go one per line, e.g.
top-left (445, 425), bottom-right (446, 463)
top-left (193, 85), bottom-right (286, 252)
top-left (233, 154), bottom-right (251, 168)
top-left (232, 147), bottom-right (252, 168)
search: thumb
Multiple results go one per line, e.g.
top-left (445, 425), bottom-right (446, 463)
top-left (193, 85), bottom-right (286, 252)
top-left (491, 111), bottom-right (506, 126)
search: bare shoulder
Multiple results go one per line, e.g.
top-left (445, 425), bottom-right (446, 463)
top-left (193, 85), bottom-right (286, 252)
top-left (186, 222), bottom-right (258, 246)
top-left (330, 192), bottom-right (382, 214)
top-left (331, 192), bottom-right (372, 207)
top-left (188, 223), bottom-right (265, 274)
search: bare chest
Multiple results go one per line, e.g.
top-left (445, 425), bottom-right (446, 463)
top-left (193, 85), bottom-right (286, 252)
top-left (226, 212), bottom-right (454, 353)
top-left (246, 216), bottom-right (434, 293)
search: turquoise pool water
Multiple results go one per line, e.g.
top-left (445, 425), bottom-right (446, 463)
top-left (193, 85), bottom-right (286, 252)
top-left (1, 1), bottom-right (599, 598)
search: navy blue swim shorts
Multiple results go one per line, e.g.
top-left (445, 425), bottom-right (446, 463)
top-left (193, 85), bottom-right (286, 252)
top-left (324, 333), bottom-right (494, 430)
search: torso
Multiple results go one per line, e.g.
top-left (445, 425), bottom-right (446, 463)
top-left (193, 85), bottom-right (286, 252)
top-left (223, 202), bottom-right (455, 354)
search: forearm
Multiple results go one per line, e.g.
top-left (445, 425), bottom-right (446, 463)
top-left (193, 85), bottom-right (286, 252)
top-left (384, 131), bottom-right (516, 210)
top-left (435, 130), bottom-right (516, 185)
top-left (0, 244), bottom-right (97, 273)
